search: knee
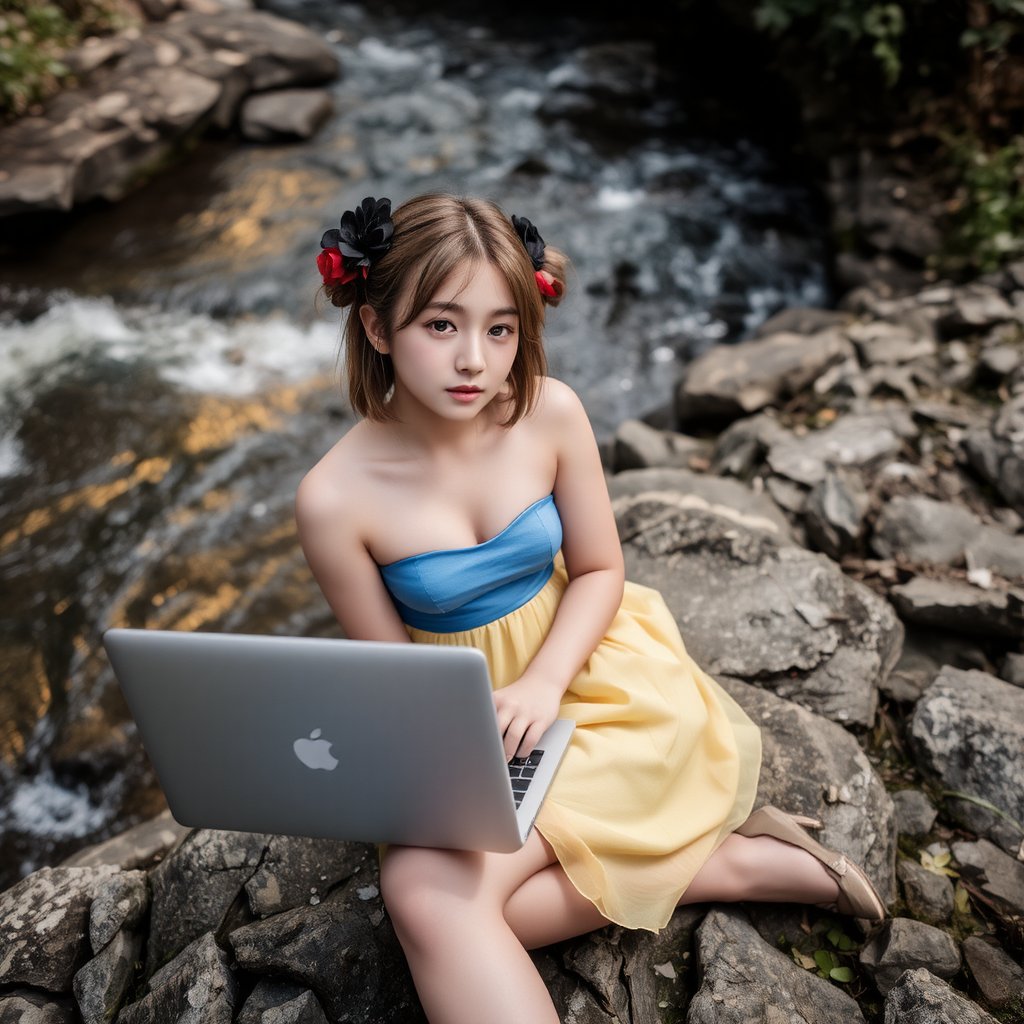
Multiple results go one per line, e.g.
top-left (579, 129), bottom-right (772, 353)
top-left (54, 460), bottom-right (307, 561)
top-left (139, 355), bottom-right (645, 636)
top-left (378, 846), bottom-right (477, 943)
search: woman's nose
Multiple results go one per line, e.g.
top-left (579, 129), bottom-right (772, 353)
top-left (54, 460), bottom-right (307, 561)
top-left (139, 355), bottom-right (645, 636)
top-left (455, 333), bottom-right (486, 372)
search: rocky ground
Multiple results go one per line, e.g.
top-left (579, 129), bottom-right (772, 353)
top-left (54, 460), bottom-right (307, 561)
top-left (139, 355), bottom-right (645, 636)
top-left (1, 262), bottom-right (1023, 1022)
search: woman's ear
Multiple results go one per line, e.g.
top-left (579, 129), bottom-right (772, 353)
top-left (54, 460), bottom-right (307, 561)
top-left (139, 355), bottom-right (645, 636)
top-left (358, 304), bottom-right (390, 354)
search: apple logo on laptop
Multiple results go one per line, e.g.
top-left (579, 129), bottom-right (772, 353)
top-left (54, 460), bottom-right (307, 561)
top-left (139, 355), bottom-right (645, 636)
top-left (293, 728), bottom-right (339, 771)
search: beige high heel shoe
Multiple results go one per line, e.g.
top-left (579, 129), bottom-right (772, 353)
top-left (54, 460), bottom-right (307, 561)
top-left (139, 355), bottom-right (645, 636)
top-left (735, 805), bottom-right (887, 921)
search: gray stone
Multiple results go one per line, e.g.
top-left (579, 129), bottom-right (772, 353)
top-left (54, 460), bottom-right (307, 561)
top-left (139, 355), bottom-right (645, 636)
top-left (72, 926), bottom-right (143, 1024)
top-left (720, 676), bottom-right (896, 906)
top-left (896, 859), bottom-right (954, 924)
top-left (117, 931), bottom-right (238, 1024)
top-left (235, 979), bottom-right (330, 1024)
top-left (615, 491), bottom-right (903, 727)
top-left (687, 906), bottom-right (865, 1023)
top-left (890, 576), bottom-right (1024, 640)
top-left (860, 918), bottom-right (961, 995)
top-left (710, 410), bottom-right (787, 478)
top-left (766, 406), bottom-right (918, 487)
top-left (239, 88), bottom-right (333, 142)
top-left (948, 283), bottom-right (1017, 329)
top-left (961, 393), bottom-right (1024, 515)
top-left (884, 967), bottom-right (998, 1023)
top-left (243, 834), bottom-right (369, 918)
top-left (611, 419), bottom-right (711, 473)
top-left (909, 667), bottom-right (1024, 850)
top-left (871, 495), bottom-right (1024, 581)
top-left (88, 870), bottom-right (148, 953)
top-left (0, 989), bottom-right (77, 1024)
top-left (952, 839), bottom-right (1024, 917)
top-left (146, 828), bottom-right (271, 977)
top-left (962, 936), bottom-right (1024, 1012)
top-left (59, 809), bottom-right (190, 873)
top-left (891, 790), bottom-right (937, 837)
top-left (1001, 651), bottom-right (1024, 686)
top-left (805, 465), bottom-right (870, 559)
top-left (0, 864), bottom-right (120, 991)
top-left (228, 870), bottom-right (421, 1024)
top-left (607, 468), bottom-right (794, 540)
top-left (676, 327), bottom-right (853, 422)
top-left (845, 320), bottom-right (938, 366)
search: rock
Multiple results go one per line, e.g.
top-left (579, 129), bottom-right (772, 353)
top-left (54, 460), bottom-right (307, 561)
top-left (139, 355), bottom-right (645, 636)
top-left (909, 667), bottom-right (1024, 851)
top-left (687, 906), bottom-right (866, 1023)
top-left (607, 467), bottom-right (793, 540)
top-left (891, 790), bottom-right (937, 838)
top-left (952, 839), bottom-right (1024, 917)
top-left (845, 320), bottom-right (938, 366)
top-left (890, 576), bottom-right (1024, 641)
top-left (676, 327), bottom-right (853, 423)
top-left (235, 978), bottom-right (330, 1024)
top-left (961, 393), bottom-right (1024, 516)
top-left (0, 864), bottom-right (121, 991)
top-left (804, 465), bottom-right (870, 559)
top-left (881, 627), bottom-right (992, 702)
top-left (616, 491), bottom-right (903, 727)
top-left (146, 828), bottom-right (271, 976)
top-left (1001, 651), bottom-right (1024, 686)
top-left (243, 834), bottom-right (369, 917)
top-left (72, 926), bottom-right (143, 1024)
top-left (0, 9), bottom-right (340, 220)
top-left (611, 419), bottom-right (712, 472)
top-left (0, 989), bottom-right (78, 1023)
top-left (884, 967), bottom-right (998, 1023)
top-left (871, 495), bottom-right (1024, 581)
top-left (719, 677), bottom-right (896, 905)
top-left (859, 918), bottom-right (961, 996)
top-left (228, 870), bottom-right (422, 1024)
top-left (710, 410), bottom-right (788, 478)
top-left (117, 931), bottom-right (238, 1024)
top-left (765, 406), bottom-right (918, 487)
top-left (88, 869), bottom-right (148, 953)
top-left (962, 936), bottom-right (1024, 1012)
top-left (59, 808), bottom-right (191, 872)
top-left (945, 283), bottom-right (1018, 331)
top-left (531, 909), bottom-right (700, 1024)
top-left (239, 88), bottom-right (334, 142)
top-left (896, 858), bottom-right (954, 924)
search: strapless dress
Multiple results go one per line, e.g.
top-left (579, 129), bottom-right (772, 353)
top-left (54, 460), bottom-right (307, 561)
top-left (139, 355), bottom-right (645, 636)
top-left (377, 492), bottom-right (762, 933)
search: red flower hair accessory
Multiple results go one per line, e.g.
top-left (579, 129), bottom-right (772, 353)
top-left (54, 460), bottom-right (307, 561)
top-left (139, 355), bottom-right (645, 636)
top-left (318, 196), bottom-right (394, 287)
top-left (511, 213), bottom-right (562, 298)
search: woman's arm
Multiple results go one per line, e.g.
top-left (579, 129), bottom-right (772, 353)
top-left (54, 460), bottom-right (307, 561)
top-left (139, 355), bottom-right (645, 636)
top-left (493, 378), bottom-right (625, 758)
top-left (295, 472), bottom-right (413, 643)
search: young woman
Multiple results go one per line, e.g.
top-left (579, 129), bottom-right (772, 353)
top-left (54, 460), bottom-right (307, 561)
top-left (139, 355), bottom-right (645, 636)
top-left (295, 193), bottom-right (885, 1024)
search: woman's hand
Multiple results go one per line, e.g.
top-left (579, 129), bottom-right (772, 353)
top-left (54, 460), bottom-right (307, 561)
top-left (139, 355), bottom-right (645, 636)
top-left (492, 672), bottom-right (563, 761)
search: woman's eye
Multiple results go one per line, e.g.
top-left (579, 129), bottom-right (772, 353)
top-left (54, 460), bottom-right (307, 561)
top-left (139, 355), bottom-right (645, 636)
top-left (429, 319), bottom-right (452, 333)
top-left (490, 325), bottom-right (514, 337)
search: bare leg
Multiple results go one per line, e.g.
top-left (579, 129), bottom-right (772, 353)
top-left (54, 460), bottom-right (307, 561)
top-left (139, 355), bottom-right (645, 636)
top-left (503, 834), bottom-right (840, 950)
top-left (380, 830), bottom-right (561, 1024)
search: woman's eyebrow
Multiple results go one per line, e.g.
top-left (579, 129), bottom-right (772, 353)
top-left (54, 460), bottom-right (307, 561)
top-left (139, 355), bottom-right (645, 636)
top-left (425, 301), bottom-right (519, 317)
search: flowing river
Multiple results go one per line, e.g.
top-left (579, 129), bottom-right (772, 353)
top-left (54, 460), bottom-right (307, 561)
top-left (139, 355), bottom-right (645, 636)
top-left (0, 0), bottom-right (830, 890)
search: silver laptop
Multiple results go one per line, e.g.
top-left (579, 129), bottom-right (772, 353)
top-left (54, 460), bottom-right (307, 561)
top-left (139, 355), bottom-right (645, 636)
top-left (102, 628), bottom-right (574, 853)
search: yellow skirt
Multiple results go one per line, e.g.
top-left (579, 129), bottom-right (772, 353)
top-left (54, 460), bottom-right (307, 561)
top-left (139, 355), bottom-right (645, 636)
top-left (379, 550), bottom-right (762, 933)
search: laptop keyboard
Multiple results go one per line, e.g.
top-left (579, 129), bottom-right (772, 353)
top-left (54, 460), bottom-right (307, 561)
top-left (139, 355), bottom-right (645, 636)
top-left (507, 749), bottom-right (545, 808)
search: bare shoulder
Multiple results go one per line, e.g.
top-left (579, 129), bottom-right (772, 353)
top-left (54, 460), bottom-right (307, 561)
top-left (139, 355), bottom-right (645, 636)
top-left (531, 375), bottom-right (589, 429)
top-left (294, 421), bottom-right (374, 536)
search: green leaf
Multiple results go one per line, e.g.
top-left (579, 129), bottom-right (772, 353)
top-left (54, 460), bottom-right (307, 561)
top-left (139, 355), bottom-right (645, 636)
top-left (814, 950), bottom-right (837, 974)
top-left (830, 966), bottom-right (854, 983)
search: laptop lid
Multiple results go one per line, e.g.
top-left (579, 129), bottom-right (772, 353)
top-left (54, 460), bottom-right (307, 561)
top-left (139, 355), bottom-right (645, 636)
top-left (102, 628), bottom-right (573, 853)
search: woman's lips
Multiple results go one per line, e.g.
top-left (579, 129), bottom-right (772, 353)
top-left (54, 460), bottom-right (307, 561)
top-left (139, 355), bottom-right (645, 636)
top-left (448, 387), bottom-right (482, 402)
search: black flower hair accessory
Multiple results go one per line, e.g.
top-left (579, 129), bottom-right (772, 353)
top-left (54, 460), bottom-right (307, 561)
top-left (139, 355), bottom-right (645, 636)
top-left (511, 213), bottom-right (560, 298)
top-left (318, 196), bottom-right (394, 286)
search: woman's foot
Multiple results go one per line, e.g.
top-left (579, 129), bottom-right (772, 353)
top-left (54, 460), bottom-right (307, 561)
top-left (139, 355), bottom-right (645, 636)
top-left (734, 805), bottom-right (887, 921)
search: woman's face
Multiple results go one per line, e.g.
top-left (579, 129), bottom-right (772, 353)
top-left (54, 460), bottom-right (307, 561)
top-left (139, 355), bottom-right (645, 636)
top-left (380, 260), bottom-right (521, 423)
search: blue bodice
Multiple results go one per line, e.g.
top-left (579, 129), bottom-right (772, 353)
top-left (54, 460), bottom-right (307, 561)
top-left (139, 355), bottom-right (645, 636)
top-left (377, 493), bottom-right (563, 632)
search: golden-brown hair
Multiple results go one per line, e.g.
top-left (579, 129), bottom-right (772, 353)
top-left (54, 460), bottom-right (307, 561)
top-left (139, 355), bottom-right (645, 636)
top-left (316, 192), bottom-right (570, 426)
